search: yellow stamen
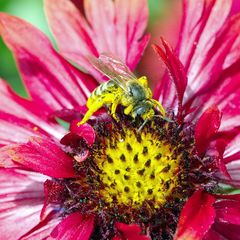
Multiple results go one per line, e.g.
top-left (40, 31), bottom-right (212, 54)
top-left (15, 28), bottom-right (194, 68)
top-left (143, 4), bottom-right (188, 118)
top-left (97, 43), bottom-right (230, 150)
top-left (93, 124), bottom-right (181, 208)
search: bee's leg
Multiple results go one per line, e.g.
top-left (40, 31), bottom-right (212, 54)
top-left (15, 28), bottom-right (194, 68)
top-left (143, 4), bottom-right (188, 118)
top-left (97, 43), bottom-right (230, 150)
top-left (78, 99), bottom-right (105, 125)
top-left (123, 104), bottom-right (133, 116)
top-left (111, 100), bottom-right (120, 121)
top-left (152, 99), bottom-right (166, 116)
top-left (78, 109), bottom-right (95, 125)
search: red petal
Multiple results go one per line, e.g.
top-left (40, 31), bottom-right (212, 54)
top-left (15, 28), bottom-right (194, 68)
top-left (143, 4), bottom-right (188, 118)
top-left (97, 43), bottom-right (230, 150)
top-left (174, 190), bottom-right (216, 240)
top-left (114, 222), bottom-right (150, 240)
top-left (211, 127), bottom-right (240, 179)
top-left (0, 137), bottom-right (76, 178)
top-left (0, 169), bottom-right (46, 240)
top-left (203, 228), bottom-right (225, 240)
top-left (153, 38), bottom-right (187, 119)
top-left (40, 180), bottom-right (66, 220)
top-left (214, 127), bottom-right (240, 158)
top-left (70, 121), bottom-right (95, 146)
top-left (0, 13), bottom-right (97, 113)
top-left (214, 194), bottom-right (240, 225)
top-left (195, 106), bottom-right (222, 155)
top-left (49, 212), bottom-right (94, 240)
top-left (215, 200), bottom-right (240, 225)
top-left (231, 0), bottom-right (240, 15)
top-left (216, 156), bottom-right (231, 180)
top-left (218, 130), bottom-right (240, 186)
top-left (213, 222), bottom-right (240, 239)
top-left (45, 0), bottom-right (149, 80)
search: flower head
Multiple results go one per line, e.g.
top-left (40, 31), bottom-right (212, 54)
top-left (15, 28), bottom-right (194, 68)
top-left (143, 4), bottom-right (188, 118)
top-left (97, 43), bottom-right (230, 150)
top-left (0, 0), bottom-right (240, 239)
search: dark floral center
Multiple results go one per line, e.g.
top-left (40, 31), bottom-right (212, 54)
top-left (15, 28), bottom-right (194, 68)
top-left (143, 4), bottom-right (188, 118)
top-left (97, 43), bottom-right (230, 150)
top-left (48, 113), bottom-right (218, 239)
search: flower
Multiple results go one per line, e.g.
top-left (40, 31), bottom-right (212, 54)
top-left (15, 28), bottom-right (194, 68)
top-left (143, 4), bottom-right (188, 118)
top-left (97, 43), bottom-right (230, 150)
top-left (0, 0), bottom-right (240, 239)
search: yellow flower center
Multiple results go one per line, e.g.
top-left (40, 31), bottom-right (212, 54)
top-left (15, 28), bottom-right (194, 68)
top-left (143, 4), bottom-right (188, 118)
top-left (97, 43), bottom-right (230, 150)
top-left (92, 122), bottom-right (181, 209)
top-left (60, 116), bottom-right (215, 239)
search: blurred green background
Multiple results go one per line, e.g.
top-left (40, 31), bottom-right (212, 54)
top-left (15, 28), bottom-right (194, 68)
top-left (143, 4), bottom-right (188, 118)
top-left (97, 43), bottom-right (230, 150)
top-left (0, 0), bottom-right (171, 97)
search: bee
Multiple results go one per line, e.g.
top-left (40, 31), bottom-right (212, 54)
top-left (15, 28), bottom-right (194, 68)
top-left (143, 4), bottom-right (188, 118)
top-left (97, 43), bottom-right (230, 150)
top-left (79, 54), bottom-right (166, 125)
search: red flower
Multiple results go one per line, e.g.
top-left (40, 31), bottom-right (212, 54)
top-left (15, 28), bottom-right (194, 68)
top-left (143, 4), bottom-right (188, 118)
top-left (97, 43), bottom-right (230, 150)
top-left (0, 0), bottom-right (240, 239)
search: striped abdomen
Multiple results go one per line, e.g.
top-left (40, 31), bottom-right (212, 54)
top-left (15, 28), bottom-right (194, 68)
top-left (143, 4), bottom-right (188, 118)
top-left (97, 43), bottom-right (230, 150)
top-left (90, 80), bottom-right (118, 98)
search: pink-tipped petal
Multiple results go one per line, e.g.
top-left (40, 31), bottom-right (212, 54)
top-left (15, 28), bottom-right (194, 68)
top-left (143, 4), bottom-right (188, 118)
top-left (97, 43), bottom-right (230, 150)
top-left (45, 0), bottom-right (149, 79)
top-left (195, 106), bottom-right (222, 155)
top-left (178, 0), bottom-right (232, 92)
top-left (20, 211), bottom-right (61, 240)
top-left (0, 169), bottom-right (46, 240)
top-left (0, 13), bottom-right (98, 113)
top-left (114, 0), bottom-right (148, 69)
top-left (223, 137), bottom-right (240, 185)
top-left (49, 212), bottom-right (94, 240)
top-left (0, 79), bottom-right (66, 141)
top-left (178, 0), bottom-right (232, 70)
top-left (180, 6), bottom-right (240, 116)
top-left (0, 137), bottom-right (76, 178)
top-left (114, 222), bottom-right (150, 240)
top-left (153, 38), bottom-right (187, 118)
top-left (0, 112), bottom-right (43, 148)
top-left (174, 190), bottom-right (216, 240)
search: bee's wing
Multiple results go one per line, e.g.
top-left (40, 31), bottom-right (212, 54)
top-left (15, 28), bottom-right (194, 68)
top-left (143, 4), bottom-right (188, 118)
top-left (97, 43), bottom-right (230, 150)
top-left (89, 54), bottom-right (137, 92)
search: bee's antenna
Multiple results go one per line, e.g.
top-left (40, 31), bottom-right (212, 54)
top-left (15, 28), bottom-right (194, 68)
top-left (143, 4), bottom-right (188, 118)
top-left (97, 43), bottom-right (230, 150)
top-left (153, 115), bottom-right (174, 122)
top-left (137, 118), bottom-right (149, 133)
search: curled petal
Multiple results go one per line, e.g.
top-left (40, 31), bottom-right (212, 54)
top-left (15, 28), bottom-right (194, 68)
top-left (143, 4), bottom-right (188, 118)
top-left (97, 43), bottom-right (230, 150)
top-left (195, 106), bottom-right (222, 155)
top-left (70, 121), bottom-right (95, 146)
top-left (174, 190), bottom-right (216, 240)
top-left (153, 38), bottom-right (187, 119)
